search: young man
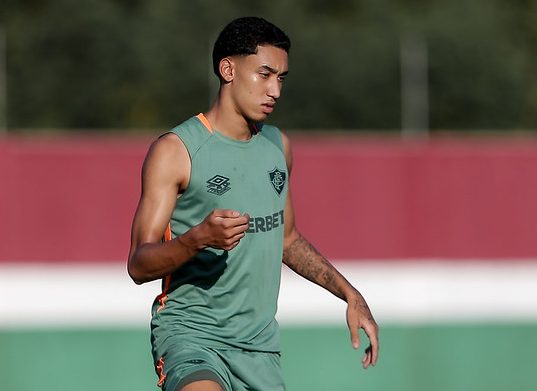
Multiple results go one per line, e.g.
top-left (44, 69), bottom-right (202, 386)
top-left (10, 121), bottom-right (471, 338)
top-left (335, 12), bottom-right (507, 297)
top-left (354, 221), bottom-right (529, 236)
top-left (128, 16), bottom-right (379, 391)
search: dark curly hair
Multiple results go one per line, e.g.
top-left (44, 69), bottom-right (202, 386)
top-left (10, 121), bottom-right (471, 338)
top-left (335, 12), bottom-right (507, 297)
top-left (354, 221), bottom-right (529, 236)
top-left (212, 17), bottom-right (291, 80)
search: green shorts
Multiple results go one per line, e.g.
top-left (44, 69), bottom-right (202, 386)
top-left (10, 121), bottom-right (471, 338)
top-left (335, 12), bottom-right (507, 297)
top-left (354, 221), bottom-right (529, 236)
top-left (156, 342), bottom-right (285, 391)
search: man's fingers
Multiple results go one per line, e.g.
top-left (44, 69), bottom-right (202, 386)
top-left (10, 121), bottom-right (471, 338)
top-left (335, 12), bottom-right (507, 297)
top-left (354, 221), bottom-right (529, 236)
top-left (349, 325), bottom-right (360, 350)
top-left (212, 209), bottom-right (241, 218)
top-left (346, 300), bottom-right (379, 369)
top-left (221, 232), bottom-right (247, 250)
top-left (362, 346), bottom-right (372, 369)
top-left (203, 209), bottom-right (251, 250)
top-left (371, 339), bottom-right (379, 366)
top-left (224, 241), bottom-right (239, 251)
top-left (364, 323), bottom-right (379, 366)
top-left (213, 210), bottom-right (249, 228)
top-left (229, 231), bottom-right (246, 244)
top-left (222, 219), bottom-right (249, 235)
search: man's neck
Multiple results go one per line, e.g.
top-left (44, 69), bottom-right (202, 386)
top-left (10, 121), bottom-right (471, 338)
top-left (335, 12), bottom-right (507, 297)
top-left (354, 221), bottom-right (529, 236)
top-left (204, 97), bottom-right (254, 141)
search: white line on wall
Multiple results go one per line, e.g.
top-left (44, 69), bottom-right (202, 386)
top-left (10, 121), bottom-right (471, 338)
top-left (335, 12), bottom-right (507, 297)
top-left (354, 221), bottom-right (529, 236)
top-left (1, 261), bottom-right (536, 328)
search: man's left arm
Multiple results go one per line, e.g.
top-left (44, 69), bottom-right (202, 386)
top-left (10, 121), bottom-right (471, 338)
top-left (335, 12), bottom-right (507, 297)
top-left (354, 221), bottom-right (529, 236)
top-left (280, 132), bottom-right (379, 369)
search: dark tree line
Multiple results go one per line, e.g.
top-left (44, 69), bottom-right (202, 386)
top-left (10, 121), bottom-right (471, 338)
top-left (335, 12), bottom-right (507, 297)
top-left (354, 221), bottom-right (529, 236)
top-left (2, 0), bottom-right (537, 132)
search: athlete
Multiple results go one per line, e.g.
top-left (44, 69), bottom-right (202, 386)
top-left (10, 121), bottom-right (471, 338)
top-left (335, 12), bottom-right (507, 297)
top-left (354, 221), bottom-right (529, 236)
top-left (128, 16), bottom-right (379, 391)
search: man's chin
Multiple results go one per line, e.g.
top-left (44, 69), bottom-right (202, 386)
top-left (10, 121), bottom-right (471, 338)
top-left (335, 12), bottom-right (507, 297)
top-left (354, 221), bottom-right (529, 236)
top-left (243, 107), bottom-right (274, 122)
top-left (254, 112), bottom-right (270, 122)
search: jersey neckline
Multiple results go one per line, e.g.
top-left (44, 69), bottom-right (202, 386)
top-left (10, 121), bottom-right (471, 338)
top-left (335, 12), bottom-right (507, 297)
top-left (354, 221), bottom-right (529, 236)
top-left (195, 113), bottom-right (260, 147)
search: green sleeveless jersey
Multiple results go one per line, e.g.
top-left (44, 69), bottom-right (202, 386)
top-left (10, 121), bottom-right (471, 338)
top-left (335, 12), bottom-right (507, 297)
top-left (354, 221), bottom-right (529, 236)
top-left (151, 114), bottom-right (288, 355)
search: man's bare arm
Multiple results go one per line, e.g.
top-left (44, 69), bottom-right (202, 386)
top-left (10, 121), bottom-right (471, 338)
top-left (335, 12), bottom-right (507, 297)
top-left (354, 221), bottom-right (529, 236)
top-left (127, 134), bottom-right (249, 284)
top-left (283, 235), bottom-right (360, 302)
top-left (280, 132), bottom-right (379, 368)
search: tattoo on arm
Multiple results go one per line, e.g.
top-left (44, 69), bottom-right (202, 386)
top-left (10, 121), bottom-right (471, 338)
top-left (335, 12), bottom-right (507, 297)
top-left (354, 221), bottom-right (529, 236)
top-left (283, 235), bottom-right (348, 301)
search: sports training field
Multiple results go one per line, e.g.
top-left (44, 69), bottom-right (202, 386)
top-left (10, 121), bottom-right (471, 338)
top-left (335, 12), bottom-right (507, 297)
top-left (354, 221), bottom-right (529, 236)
top-left (1, 137), bottom-right (536, 391)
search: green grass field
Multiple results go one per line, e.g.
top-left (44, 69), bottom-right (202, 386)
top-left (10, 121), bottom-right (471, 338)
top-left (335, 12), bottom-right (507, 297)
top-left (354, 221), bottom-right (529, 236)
top-left (1, 324), bottom-right (536, 391)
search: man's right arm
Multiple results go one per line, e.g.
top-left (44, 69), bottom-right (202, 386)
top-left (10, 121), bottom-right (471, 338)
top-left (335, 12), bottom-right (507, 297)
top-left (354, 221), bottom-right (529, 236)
top-left (127, 134), bottom-right (249, 284)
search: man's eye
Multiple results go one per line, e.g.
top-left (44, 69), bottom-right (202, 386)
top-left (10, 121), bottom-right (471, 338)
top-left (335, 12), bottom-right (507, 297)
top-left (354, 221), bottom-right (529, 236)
top-left (260, 73), bottom-right (270, 78)
top-left (278, 76), bottom-right (286, 82)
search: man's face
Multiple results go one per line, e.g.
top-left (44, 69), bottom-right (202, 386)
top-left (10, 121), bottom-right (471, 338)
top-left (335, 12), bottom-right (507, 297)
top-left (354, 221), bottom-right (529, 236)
top-left (228, 45), bottom-right (289, 122)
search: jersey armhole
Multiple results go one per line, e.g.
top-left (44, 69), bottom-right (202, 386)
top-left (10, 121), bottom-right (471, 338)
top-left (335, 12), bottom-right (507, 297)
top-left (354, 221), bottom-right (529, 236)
top-left (158, 131), bottom-right (193, 195)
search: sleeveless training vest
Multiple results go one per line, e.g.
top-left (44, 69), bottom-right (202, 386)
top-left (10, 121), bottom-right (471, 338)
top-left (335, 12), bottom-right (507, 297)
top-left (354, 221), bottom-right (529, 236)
top-left (151, 114), bottom-right (288, 354)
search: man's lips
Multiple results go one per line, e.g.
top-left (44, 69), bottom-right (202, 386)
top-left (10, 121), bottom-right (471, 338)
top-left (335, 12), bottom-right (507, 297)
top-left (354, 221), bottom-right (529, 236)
top-left (262, 103), bottom-right (275, 113)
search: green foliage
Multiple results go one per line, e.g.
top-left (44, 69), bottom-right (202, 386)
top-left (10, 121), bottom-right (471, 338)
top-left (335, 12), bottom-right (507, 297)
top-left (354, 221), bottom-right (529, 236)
top-left (2, 0), bottom-right (537, 131)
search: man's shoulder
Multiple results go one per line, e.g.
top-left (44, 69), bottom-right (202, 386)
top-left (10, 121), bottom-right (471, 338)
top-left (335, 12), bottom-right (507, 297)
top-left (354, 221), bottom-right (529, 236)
top-left (148, 133), bottom-right (188, 164)
top-left (169, 115), bottom-right (206, 136)
top-left (164, 115), bottom-right (213, 155)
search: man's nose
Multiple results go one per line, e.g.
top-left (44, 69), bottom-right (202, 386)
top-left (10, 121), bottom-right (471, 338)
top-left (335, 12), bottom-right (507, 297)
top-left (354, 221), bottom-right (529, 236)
top-left (267, 79), bottom-right (281, 100)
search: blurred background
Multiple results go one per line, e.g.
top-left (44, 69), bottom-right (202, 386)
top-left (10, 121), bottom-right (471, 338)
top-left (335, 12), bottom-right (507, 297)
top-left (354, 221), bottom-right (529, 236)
top-left (1, 1), bottom-right (537, 390)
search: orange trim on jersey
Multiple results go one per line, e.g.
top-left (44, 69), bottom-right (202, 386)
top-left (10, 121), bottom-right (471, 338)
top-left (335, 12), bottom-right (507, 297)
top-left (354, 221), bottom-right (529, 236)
top-left (196, 113), bottom-right (214, 133)
top-left (156, 275), bottom-right (171, 312)
top-left (164, 222), bottom-right (172, 241)
top-left (156, 223), bottom-right (173, 312)
top-left (156, 357), bottom-right (166, 388)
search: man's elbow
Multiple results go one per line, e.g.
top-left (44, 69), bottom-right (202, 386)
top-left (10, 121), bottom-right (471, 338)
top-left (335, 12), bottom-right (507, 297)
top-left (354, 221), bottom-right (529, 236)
top-left (283, 229), bottom-right (300, 251)
top-left (127, 260), bottom-right (146, 285)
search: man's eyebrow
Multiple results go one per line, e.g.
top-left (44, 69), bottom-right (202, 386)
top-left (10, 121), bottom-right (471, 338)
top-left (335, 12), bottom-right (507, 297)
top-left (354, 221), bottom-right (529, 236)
top-left (260, 64), bottom-right (288, 76)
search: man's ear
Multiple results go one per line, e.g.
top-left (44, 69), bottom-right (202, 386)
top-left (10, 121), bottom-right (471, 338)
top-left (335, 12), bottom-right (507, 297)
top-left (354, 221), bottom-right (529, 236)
top-left (219, 57), bottom-right (234, 82)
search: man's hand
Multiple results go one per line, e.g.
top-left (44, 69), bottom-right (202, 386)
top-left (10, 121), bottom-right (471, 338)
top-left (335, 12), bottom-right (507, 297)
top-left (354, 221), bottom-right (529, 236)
top-left (185, 209), bottom-right (250, 251)
top-left (346, 293), bottom-right (379, 369)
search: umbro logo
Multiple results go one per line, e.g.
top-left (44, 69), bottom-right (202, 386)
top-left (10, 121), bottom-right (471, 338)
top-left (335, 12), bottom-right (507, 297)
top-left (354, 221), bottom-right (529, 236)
top-left (268, 167), bottom-right (286, 196)
top-left (206, 175), bottom-right (231, 195)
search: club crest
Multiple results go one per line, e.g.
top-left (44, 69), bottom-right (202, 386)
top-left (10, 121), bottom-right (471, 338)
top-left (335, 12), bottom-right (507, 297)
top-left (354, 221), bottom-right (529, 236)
top-left (268, 167), bottom-right (286, 196)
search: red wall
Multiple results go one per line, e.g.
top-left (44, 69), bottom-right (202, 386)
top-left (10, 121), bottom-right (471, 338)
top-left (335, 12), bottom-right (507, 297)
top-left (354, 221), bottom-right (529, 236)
top-left (2, 135), bottom-right (537, 262)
